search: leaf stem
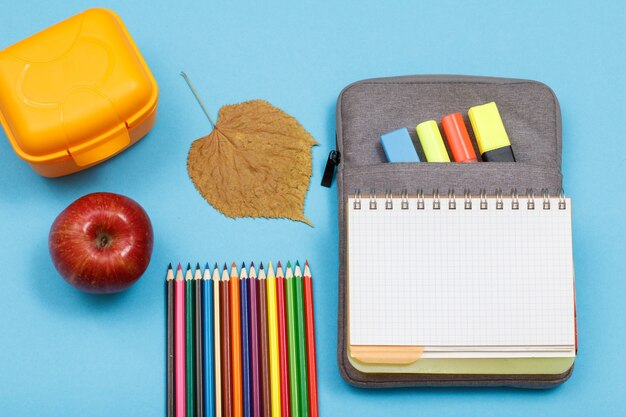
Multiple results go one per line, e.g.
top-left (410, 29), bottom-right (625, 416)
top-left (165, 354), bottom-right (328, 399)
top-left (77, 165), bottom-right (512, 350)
top-left (180, 71), bottom-right (217, 128)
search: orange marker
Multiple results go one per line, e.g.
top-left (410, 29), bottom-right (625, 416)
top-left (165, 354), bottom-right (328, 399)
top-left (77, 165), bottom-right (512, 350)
top-left (441, 113), bottom-right (477, 163)
top-left (230, 262), bottom-right (243, 417)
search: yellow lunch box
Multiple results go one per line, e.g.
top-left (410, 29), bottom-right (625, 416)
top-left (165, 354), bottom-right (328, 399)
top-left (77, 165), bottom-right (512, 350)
top-left (0, 8), bottom-right (158, 177)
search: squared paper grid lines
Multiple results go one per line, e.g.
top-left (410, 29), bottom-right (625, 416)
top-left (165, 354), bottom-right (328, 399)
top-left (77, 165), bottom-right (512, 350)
top-left (347, 197), bottom-right (575, 348)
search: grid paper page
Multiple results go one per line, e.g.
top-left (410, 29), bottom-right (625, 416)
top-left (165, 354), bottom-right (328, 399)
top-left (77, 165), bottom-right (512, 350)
top-left (348, 197), bottom-right (575, 347)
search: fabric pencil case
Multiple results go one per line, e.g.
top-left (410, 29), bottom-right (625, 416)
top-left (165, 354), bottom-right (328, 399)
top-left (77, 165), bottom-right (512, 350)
top-left (331, 75), bottom-right (576, 388)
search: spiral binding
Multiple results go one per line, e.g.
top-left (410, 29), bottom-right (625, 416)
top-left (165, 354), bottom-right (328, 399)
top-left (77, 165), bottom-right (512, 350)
top-left (448, 189), bottom-right (456, 210)
top-left (351, 188), bottom-right (567, 211)
top-left (401, 190), bottom-right (409, 210)
top-left (385, 191), bottom-right (393, 210)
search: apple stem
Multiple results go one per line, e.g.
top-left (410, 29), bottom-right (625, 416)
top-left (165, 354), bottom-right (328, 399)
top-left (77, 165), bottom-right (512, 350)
top-left (96, 232), bottom-right (112, 249)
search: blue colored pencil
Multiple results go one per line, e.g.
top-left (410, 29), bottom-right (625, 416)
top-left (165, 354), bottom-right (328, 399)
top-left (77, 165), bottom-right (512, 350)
top-left (240, 263), bottom-right (252, 417)
top-left (203, 263), bottom-right (215, 417)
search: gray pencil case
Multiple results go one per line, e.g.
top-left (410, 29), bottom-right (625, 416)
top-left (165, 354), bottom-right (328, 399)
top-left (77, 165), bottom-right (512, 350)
top-left (328, 75), bottom-right (575, 388)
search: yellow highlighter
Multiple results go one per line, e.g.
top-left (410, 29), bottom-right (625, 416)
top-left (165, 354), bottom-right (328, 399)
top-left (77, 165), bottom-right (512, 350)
top-left (468, 102), bottom-right (516, 162)
top-left (416, 120), bottom-right (451, 162)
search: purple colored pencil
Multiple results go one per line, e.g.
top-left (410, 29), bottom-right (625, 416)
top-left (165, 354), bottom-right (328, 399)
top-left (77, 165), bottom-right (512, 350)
top-left (249, 263), bottom-right (261, 417)
top-left (241, 263), bottom-right (252, 417)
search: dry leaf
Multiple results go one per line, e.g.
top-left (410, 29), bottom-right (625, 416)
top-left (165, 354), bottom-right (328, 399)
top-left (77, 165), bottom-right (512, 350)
top-left (187, 99), bottom-right (318, 225)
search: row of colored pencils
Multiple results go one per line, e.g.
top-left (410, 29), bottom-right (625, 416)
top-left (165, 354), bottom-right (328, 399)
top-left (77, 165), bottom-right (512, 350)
top-left (166, 261), bottom-right (318, 417)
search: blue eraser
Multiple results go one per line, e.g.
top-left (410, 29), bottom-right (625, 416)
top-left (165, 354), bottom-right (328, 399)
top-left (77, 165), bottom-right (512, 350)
top-left (380, 128), bottom-right (420, 162)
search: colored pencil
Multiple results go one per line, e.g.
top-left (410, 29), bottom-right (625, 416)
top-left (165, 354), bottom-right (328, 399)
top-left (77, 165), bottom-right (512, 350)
top-left (266, 263), bottom-right (281, 417)
top-left (203, 264), bottom-right (215, 417)
top-left (275, 262), bottom-right (291, 417)
top-left (285, 263), bottom-right (300, 417)
top-left (195, 264), bottom-right (205, 417)
top-left (220, 264), bottom-right (232, 417)
top-left (302, 261), bottom-right (318, 417)
top-left (249, 264), bottom-right (261, 417)
top-left (294, 263), bottom-right (310, 417)
top-left (175, 264), bottom-right (187, 417)
top-left (185, 264), bottom-right (196, 417)
top-left (212, 264), bottom-right (222, 417)
top-left (258, 264), bottom-right (271, 417)
top-left (240, 264), bottom-right (252, 417)
top-left (230, 262), bottom-right (243, 417)
top-left (167, 264), bottom-right (175, 417)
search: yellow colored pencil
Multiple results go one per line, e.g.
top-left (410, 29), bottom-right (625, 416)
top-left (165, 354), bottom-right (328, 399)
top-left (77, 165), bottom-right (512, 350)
top-left (266, 262), bottom-right (281, 417)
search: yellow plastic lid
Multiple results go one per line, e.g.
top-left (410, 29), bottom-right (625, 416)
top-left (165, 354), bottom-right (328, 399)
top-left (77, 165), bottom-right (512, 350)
top-left (0, 8), bottom-right (158, 166)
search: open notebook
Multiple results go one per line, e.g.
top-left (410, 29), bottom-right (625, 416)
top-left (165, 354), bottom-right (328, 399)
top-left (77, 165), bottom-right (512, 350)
top-left (347, 191), bottom-right (576, 367)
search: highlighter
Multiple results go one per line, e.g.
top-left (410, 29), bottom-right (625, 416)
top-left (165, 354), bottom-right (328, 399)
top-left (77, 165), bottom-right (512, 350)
top-left (468, 102), bottom-right (516, 162)
top-left (416, 120), bottom-right (450, 162)
top-left (441, 113), bottom-right (477, 163)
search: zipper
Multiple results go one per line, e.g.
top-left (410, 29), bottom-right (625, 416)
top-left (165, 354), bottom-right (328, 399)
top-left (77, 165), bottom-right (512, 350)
top-left (321, 149), bottom-right (341, 187)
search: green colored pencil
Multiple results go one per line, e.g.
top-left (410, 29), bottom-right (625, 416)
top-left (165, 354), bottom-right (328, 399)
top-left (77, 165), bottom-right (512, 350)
top-left (185, 264), bottom-right (196, 417)
top-left (285, 262), bottom-right (301, 417)
top-left (294, 262), bottom-right (310, 417)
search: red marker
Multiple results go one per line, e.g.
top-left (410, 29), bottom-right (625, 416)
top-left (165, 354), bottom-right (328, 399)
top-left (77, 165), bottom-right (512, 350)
top-left (441, 113), bottom-right (477, 162)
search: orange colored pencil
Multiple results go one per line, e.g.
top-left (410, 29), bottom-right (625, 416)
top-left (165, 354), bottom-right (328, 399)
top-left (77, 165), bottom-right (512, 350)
top-left (303, 261), bottom-right (318, 417)
top-left (230, 262), bottom-right (243, 417)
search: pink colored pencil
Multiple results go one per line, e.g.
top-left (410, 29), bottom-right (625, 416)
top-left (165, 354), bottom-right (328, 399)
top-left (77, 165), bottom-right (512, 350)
top-left (175, 264), bottom-right (186, 417)
top-left (275, 261), bottom-right (291, 417)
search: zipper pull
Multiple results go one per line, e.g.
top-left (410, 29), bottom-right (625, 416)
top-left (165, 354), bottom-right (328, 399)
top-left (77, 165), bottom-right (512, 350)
top-left (321, 150), bottom-right (341, 187)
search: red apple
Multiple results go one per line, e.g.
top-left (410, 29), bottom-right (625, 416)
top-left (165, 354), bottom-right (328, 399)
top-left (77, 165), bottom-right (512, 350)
top-left (49, 192), bottom-right (154, 293)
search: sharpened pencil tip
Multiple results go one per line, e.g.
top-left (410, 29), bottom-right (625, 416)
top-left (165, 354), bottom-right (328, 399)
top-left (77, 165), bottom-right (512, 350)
top-left (186, 263), bottom-right (191, 270)
top-left (241, 261), bottom-right (246, 268)
top-left (250, 261), bottom-right (254, 267)
top-left (232, 261), bottom-right (237, 268)
top-left (168, 262), bottom-right (172, 269)
top-left (287, 261), bottom-right (291, 268)
top-left (223, 263), bottom-right (228, 270)
top-left (277, 261), bottom-right (282, 268)
top-left (214, 262), bottom-right (218, 269)
top-left (205, 262), bottom-right (210, 269)
top-left (305, 260), bottom-right (309, 266)
top-left (296, 260), bottom-right (300, 267)
top-left (260, 262), bottom-right (264, 269)
top-left (196, 262), bottom-right (200, 269)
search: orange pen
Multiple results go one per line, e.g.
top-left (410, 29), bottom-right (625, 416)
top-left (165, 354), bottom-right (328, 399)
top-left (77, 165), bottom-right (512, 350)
top-left (441, 113), bottom-right (478, 162)
top-left (230, 262), bottom-right (243, 417)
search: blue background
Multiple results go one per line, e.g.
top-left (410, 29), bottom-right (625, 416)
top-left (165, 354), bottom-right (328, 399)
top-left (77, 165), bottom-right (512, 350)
top-left (0, 1), bottom-right (623, 415)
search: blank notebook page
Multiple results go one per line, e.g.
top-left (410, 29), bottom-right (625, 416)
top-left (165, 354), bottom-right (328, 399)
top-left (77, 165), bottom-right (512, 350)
top-left (348, 197), bottom-right (575, 347)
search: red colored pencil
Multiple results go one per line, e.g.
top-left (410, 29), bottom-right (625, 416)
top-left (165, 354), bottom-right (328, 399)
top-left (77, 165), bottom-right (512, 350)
top-left (220, 264), bottom-right (232, 417)
top-left (275, 262), bottom-right (291, 417)
top-left (303, 261), bottom-right (318, 417)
